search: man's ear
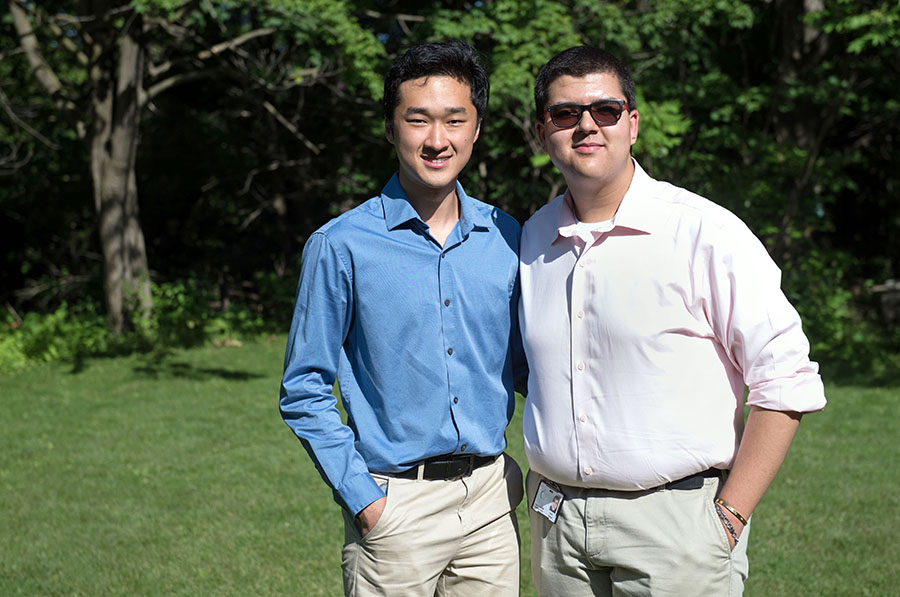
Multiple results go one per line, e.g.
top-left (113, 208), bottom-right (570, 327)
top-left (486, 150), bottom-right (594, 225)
top-left (629, 109), bottom-right (639, 146)
top-left (535, 120), bottom-right (548, 152)
top-left (385, 119), bottom-right (394, 144)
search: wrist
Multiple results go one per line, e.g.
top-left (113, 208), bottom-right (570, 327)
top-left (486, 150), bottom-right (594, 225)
top-left (714, 502), bottom-right (741, 546)
top-left (714, 497), bottom-right (749, 526)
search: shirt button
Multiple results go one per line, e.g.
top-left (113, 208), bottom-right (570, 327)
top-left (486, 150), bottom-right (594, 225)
top-left (576, 361), bottom-right (585, 371)
top-left (447, 348), bottom-right (453, 355)
top-left (441, 253), bottom-right (446, 259)
top-left (579, 414), bottom-right (586, 423)
top-left (453, 397), bottom-right (459, 404)
top-left (461, 444), bottom-right (467, 451)
top-left (444, 299), bottom-right (451, 306)
top-left (584, 466), bottom-right (593, 476)
top-left (576, 310), bottom-right (584, 319)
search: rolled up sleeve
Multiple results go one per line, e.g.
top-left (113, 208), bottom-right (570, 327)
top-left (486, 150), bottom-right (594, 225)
top-left (704, 217), bottom-right (827, 413)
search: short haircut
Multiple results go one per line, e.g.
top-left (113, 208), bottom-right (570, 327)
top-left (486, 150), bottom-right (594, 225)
top-left (383, 40), bottom-right (490, 124)
top-left (534, 46), bottom-right (637, 120)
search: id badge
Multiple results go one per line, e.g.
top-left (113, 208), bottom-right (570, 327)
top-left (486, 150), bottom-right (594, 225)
top-left (531, 479), bottom-right (564, 523)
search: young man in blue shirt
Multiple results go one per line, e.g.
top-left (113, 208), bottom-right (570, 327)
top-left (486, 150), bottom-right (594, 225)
top-left (280, 41), bottom-right (525, 596)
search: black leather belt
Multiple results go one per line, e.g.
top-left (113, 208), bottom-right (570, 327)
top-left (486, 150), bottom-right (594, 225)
top-left (662, 468), bottom-right (722, 491)
top-left (387, 454), bottom-right (497, 481)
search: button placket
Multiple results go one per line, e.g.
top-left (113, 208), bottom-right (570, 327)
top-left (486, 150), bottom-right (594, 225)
top-left (571, 246), bottom-right (595, 484)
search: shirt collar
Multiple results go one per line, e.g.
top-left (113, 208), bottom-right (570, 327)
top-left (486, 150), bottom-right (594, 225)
top-left (554, 158), bottom-right (661, 244)
top-left (380, 172), bottom-right (489, 236)
top-left (610, 159), bottom-right (662, 234)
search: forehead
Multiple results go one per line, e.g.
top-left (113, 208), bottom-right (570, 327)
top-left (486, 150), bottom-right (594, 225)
top-left (395, 75), bottom-right (474, 109)
top-left (546, 72), bottom-right (625, 104)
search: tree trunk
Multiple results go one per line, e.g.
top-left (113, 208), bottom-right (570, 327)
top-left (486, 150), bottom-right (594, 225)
top-left (89, 15), bottom-right (152, 332)
top-left (11, 0), bottom-right (153, 332)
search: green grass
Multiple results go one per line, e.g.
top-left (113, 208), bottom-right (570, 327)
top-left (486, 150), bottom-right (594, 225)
top-left (1, 339), bottom-right (897, 595)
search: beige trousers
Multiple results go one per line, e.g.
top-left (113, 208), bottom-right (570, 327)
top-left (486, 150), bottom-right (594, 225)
top-left (342, 454), bottom-right (524, 597)
top-left (527, 470), bottom-right (750, 596)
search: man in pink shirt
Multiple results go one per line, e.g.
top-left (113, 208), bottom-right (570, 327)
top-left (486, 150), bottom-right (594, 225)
top-left (519, 45), bottom-right (826, 595)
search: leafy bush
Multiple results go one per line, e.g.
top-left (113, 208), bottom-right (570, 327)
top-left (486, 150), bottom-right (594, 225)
top-left (0, 279), bottom-right (286, 374)
top-left (0, 301), bottom-right (123, 373)
top-left (781, 246), bottom-right (900, 381)
top-left (137, 280), bottom-right (213, 347)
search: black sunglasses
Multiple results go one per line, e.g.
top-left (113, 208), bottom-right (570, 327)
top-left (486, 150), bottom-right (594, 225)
top-left (545, 99), bottom-right (629, 128)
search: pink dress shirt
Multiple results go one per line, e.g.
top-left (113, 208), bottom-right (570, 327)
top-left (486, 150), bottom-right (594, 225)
top-left (519, 160), bottom-right (826, 490)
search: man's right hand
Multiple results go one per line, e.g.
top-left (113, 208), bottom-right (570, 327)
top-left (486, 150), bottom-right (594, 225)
top-left (356, 496), bottom-right (387, 537)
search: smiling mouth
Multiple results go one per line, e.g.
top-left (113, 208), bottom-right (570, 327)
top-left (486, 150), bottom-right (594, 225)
top-left (423, 156), bottom-right (450, 165)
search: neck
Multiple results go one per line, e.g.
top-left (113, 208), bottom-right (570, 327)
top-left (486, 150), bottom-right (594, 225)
top-left (405, 185), bottom-right (460, 247)
top-left (568, 160), bottom-right (635, 223)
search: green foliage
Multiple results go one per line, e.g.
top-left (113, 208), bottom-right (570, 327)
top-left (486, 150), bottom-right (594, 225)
top-left (137, 279), bottom-right (280, 348)
top-left (0, 282), bottom-right (282, 374)
top-left (632, 95), bottom-right (692, 160)
top-left (4, 0), bottom-right (899, 373)
top-left (139, 280), bottom-right (214, 347)
top-left (782, 250), bottom-right (870, 368)
top-left (0, 302), bottom-right (119, 374)
top-left (265, 0), bottom-right (386, 98)
top-left (816, 0), bottom-right (900, 53)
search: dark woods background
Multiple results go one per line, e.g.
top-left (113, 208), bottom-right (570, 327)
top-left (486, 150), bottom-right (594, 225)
top-left (2, 0), bottom-right (899, 378)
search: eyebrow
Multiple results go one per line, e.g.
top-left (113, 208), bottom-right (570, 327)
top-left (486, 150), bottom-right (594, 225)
top-left (403, 106), bottom-right (470, 117)
top-left (550, 98), bottom-right (622, 106)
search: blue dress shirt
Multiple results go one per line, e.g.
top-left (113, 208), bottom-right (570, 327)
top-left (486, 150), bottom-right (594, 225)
top-left (280, 174), bottom-right (524, 516)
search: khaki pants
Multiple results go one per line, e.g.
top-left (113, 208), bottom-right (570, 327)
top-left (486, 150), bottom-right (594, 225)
top-left (342, 454), bottom-right (524, 597)
top-left (527, 470), bottom-right (750, 596)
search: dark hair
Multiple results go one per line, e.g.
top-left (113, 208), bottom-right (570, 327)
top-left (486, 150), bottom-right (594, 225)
top-left (534, 46), bottom-right (636, 120)
top-left (383, 40), bottom-right (490, 124)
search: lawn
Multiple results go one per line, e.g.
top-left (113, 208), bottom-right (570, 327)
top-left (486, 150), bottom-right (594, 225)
top-left (1, 338), bottom-right (896, 595)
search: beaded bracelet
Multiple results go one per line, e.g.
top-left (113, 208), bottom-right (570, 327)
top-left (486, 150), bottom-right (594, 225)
top-left (714, 497), bottom-right (749, 526)
top-left (715, 503), bottom-right (739, 546)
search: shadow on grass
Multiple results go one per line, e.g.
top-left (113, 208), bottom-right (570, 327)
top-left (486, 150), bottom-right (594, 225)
top-left (131, 351), bottom-right (265, 381)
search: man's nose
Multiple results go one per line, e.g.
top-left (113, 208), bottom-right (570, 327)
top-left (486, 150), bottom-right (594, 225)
top-left (574, 108), bottom-right (599, 132)
top-left (425, 123), bottom-right (450, 149)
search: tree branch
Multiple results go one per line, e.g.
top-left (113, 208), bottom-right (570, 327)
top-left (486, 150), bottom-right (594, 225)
top-left (0, 142), bottom-right (34, 176)
top-left (0, 84), bottom-right (59, 149)
top-left (49, 4), bottom-right (134, 25)
top-left (8, 0), bottom-right (86, 138)
top-left (197, 27), bottom-right (275, 60)
top-left (361, 10), bottom-right (426, 22)
top-left (148, 25), bottom-right (275, 81)
top-left (46, 20), bottom-right (91, 66)
top-left (9, 0), bottom-right (64, 98)
top-left (261, 101), bottom-right (321, 155)
top-left (240, 159), bottom-right (311, 195)
top-left (143, 69), bottom-right (217, 102)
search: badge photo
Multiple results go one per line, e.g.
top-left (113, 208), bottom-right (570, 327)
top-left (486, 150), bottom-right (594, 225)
top-left (531, 479), bottom-right (564, 524)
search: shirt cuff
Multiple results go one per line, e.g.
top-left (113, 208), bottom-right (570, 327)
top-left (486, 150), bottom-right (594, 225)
top-left (747, 373), bottom-right (827, 413)
top-left (339, 471), bottom-right (387, 517)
